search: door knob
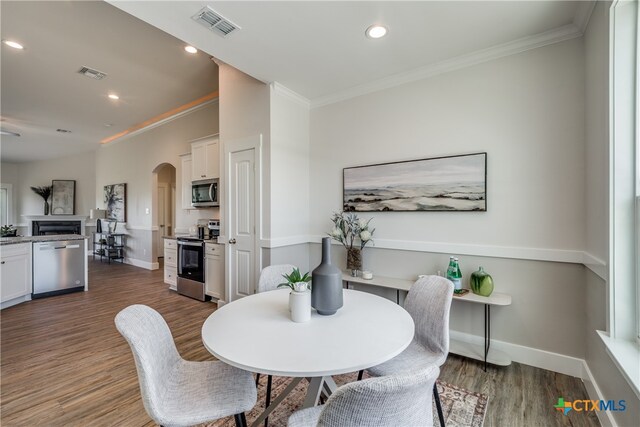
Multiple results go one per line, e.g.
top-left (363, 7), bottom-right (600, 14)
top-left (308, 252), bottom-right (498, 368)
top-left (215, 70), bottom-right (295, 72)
top-left (229, 238), bottom-right (236, 244)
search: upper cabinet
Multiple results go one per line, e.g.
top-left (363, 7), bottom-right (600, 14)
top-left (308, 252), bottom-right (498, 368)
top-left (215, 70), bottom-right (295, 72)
top-left (191, 137), bottom-right (219, 181)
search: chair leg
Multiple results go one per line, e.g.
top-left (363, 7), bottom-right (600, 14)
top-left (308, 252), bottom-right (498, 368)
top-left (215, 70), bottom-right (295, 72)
top-left (264, 375), bottom-right (272, 427)
top-left (255, 372), bottom-right (261, 387)
top-left (357, 370), bottom-right (364, 381)
top-left (234, 413), bottom-right (248, 427)
top-left (433, 382), bottom-right (445, 427)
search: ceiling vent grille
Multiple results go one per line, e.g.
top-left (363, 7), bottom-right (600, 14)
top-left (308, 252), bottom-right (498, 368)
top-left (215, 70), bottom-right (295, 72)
top-left (192, 6), bottom-right (240, 37)
top-left (78, 66), bottom-right (107, 80)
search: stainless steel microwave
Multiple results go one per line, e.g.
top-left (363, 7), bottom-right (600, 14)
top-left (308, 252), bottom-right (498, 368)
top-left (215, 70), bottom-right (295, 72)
top-left (192, 179), bottom-right (219, 207)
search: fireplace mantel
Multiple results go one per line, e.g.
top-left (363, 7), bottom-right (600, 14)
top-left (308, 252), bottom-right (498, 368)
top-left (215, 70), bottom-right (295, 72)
top-left (23, 215), bottom-right (88, 236)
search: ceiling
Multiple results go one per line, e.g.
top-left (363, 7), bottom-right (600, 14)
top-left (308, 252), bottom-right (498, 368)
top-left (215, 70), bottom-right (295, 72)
top-left (2, 1), bottom-right (590, 164)
top-left (111, 1), bottom-right (587, 103)
top-left (0, 1), bottom-right (218, 163)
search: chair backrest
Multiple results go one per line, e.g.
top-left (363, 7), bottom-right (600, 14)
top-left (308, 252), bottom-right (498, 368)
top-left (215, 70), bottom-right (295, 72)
top-left (115, 304), bottom-right (181, 423)
top-left (405, 275), bottom-right (454, 359)
top-left (257, 264), bottom-right (297, 293)
top-left (317, 364), bottom-right (439, 427)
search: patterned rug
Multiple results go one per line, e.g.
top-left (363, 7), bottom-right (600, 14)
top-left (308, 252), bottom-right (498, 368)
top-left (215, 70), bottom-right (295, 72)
top-left (207, 372), bottom-right (488, 427)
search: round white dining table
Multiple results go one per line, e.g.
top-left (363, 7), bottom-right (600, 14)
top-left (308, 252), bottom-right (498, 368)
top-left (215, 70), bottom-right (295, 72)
top-left (201, 288), bottom-right (414, 426)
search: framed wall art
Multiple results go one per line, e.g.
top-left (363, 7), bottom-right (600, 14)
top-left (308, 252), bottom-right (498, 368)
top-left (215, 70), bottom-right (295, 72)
top-left (104, 183), bottom-right (127, 222)
top-left (343, 152), bottom-right (487, 212)
top-left (51, 180), bottom-right (76, 215)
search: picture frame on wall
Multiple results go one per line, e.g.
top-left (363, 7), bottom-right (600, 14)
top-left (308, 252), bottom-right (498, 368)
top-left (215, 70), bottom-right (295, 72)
top-left (343, 152), bottom-right (487, 212)
top-left (51, 180), bottom-right (76, 215)
top-left (104, 183), bottom-right (127, 222)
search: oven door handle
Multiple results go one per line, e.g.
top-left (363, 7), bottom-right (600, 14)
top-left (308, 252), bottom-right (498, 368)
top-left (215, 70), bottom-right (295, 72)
top-left (177, 241), bottom-right (204, 247)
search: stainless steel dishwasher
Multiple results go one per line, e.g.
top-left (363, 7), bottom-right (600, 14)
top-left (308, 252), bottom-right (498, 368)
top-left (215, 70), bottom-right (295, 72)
top-left (33, 240), bottom-right (86, 298)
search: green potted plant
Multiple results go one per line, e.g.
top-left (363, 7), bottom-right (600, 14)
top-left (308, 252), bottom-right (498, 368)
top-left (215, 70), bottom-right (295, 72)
top-left (278, 268), bottom-right (312, 322)
top-left (1, 224), bottom-right (17, 237)
top-left (278, 268), bottom-right (312, 292)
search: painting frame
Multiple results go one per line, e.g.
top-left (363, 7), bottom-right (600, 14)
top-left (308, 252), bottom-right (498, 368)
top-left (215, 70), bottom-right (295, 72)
top-left (104, 183), bottom-right (127, 222)
top-left (51, 180), bottom-right (76, 215)
top-left (343, 152), bottom-right (487, 212)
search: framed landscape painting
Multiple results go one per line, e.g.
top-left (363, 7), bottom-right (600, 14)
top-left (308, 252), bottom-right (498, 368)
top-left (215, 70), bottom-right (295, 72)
top-left (104, 183), bottom-right (127, 222)
top-left (343, 153), bottom-right (487, 212)
top-left (51, 180), bottom-right (76, 215)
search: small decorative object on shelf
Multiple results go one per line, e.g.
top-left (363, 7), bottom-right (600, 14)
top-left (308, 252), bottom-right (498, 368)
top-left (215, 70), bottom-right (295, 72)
top-left (0, 225), bottom-right (17, 237)
top-left (312, 237), bottom-right (343, 315)
top-left (446, 256), bottom-right (462, 290)
top-left (30, 186), bottom-right (52, 215)
top-left (329, 211), bottom-right (375, 276)
top-left (470, 266), bottom-right (494, 297)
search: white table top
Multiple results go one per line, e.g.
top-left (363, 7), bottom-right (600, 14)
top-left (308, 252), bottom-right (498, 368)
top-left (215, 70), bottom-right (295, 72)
top-left (202, 289), bottom-right (415, 377)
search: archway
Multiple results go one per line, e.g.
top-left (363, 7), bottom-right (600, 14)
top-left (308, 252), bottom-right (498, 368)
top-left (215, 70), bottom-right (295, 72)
top-left (152, 163), bottom-right (176, 264)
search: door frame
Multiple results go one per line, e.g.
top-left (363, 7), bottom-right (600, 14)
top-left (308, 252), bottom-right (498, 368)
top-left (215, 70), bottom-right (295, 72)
top-left (222, 134), bottom-right (263, 304)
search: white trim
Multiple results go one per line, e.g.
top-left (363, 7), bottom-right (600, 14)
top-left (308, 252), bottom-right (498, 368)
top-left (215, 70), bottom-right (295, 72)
top-left (103, 98), bottom-right (219, 146)
top-left (450, 330), bottom-right (584, 378)
top-left (582, 361), bottom-right (617, 427)
top-left (124, 257), bottom-right (159, 271)
top-left (260, 235), bottom-right (311, 248)
top-left (0, 294), bottom-right (31, 310)
top-left (124, 224), bottom-right (157, 231)
top-left (311, 24), bottom-right (582, 108)
top-left (271, 82), bottom-right (311, 108)
top-left (583, 252), bottom-right (609, 280)
top-left (574, 1), bottom-right (597, 34)
top-left (597, 330), bottom-right (640, 400)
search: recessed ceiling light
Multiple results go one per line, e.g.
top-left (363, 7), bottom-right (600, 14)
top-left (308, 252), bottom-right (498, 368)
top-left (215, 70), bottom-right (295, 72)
top-left (56, 129), bottom-right (72, 133)
top-left (184, 45), bottom-right (198, 54)
top-left (365, 25), bottom-right (388, 39)
top-left (108, 94), bottom-right (120, 100)
top-left (3, 40), bottom-right (24, 49)
top-left (104, 123), bottom-right (114, 127)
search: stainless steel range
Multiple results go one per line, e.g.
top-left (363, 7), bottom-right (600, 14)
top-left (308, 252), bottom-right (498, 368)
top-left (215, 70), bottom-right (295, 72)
top-left (177, 237), bottom-right (207, 301)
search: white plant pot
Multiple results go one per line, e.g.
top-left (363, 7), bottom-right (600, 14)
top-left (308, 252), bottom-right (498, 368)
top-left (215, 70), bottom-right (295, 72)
top-left (290, 290), bottom-right (311, 323)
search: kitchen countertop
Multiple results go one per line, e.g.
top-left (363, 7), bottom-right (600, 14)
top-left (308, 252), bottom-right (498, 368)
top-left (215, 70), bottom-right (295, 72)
top-left (0, 234), bottom-right (88, 246)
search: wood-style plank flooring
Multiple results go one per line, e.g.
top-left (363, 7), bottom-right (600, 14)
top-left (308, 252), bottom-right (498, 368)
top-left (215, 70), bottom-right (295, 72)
top-left (1, 260), bottom-right (599, 426)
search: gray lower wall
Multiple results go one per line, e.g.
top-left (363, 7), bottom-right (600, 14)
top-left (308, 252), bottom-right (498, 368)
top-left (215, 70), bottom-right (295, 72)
top-left (585, 270), bottom-right (640, 426)
top-left (262, 243), bottom-right (310, 274)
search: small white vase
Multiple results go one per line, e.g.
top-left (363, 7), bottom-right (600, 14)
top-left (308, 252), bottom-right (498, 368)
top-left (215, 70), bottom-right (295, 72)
top-left (290, 290), bottom-right (311, 323)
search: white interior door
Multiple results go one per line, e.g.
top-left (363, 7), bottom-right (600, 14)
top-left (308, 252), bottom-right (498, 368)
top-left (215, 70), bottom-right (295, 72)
top-left (157, 183), bottom-right (168, 257)
top-left (225, 135), bottom-right (261, 302)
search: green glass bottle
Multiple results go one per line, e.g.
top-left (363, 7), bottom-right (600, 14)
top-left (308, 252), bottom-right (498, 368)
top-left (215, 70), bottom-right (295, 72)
top-left (447, 256), bottom-right (462, 290)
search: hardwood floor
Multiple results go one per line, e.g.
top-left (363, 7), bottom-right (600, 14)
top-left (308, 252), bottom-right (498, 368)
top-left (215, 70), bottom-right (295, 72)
top-left (1, 260), bottom-right (598, 426)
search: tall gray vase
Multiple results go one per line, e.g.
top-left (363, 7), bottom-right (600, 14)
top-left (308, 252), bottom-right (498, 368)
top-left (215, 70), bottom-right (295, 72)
top-left (311, 237), bottom-right (343, 315)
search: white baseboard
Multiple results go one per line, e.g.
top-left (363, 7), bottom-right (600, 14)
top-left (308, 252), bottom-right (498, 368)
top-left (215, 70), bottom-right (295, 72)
top-left (449, 330), bottom-right (584, 377)
top-left (124, 257), bottom-right (159, 271)
top-left (582, 361), bottom-right (617, 427)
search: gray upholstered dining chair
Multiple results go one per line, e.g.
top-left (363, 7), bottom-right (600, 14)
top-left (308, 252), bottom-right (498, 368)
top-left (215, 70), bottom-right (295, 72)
top-left (363, 275), bottom-right (454, 427)
top-left (255, 264), bottom-right (297, 426)
top-left (288, 364), bottom-right (440, 427)
top-left (115, 304), bottom-right (257, 427)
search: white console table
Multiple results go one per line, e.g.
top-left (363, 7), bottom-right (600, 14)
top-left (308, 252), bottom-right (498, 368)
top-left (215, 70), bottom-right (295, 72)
top-left (342, 272), bottom-right (512, 371)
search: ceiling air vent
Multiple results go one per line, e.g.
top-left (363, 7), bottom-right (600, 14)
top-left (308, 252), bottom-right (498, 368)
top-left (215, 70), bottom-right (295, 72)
top-left (78, 66), bottom-right (107, 80)
top-left (192, 6), bottom-right (240, 37)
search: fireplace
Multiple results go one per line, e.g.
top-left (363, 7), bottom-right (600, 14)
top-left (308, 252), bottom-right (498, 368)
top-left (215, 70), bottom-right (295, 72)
top-left (24, 215), bottom-right (88, 236)
top-left (33, 221), bottom-right (82, 236)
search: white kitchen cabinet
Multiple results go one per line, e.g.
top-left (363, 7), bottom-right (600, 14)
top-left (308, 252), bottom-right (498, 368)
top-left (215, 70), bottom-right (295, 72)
top-left (205, 243), bottom-right (224, 300)
top-left (0, 243), bottom-right (32, 307)
top-left (180, 153), bottom-right (192, 210)
top-left (191, 137), bottom-right (219, 181)
top-left (164, 239), bottom-right (177, 290)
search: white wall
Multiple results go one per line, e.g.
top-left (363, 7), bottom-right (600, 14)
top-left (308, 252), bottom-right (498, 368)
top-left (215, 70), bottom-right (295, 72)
top-left (4, 151), bottom-right (96, 229)
top-left (96, 102), bottom-right (220, 264)
top-left (583, 2), bottom-right (639, 424)
top-left (0, 162), bottom-right (19, 225)
top-left (309, 38), bottom-right (588, 361)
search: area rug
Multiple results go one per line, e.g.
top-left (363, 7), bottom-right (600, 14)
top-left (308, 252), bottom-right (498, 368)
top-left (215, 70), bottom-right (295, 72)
top-left (207, 372), bottom-right (488, 427)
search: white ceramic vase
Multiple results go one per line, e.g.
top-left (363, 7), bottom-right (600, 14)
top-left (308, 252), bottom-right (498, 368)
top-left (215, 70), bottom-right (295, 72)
top-left (290, 290), bottom-right (311, 323)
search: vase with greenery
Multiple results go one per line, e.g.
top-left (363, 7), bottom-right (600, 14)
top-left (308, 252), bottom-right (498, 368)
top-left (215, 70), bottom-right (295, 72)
top-left (0, 225), bottom-right (17, 237)
top-left (329, 211), bottom-right (375, 276)
top-left (30, 186), bottom-right (52, 215)
top-left (278, 268), bottom-right (312, 322)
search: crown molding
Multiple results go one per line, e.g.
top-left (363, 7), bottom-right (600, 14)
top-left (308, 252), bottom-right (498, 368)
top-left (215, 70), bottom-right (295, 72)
top-left (574, 1), bottom-right (597, 33)
top-left (271, 82), bottom-right (311, 108)
top-left (311, 23), bottom-right (583, 109)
